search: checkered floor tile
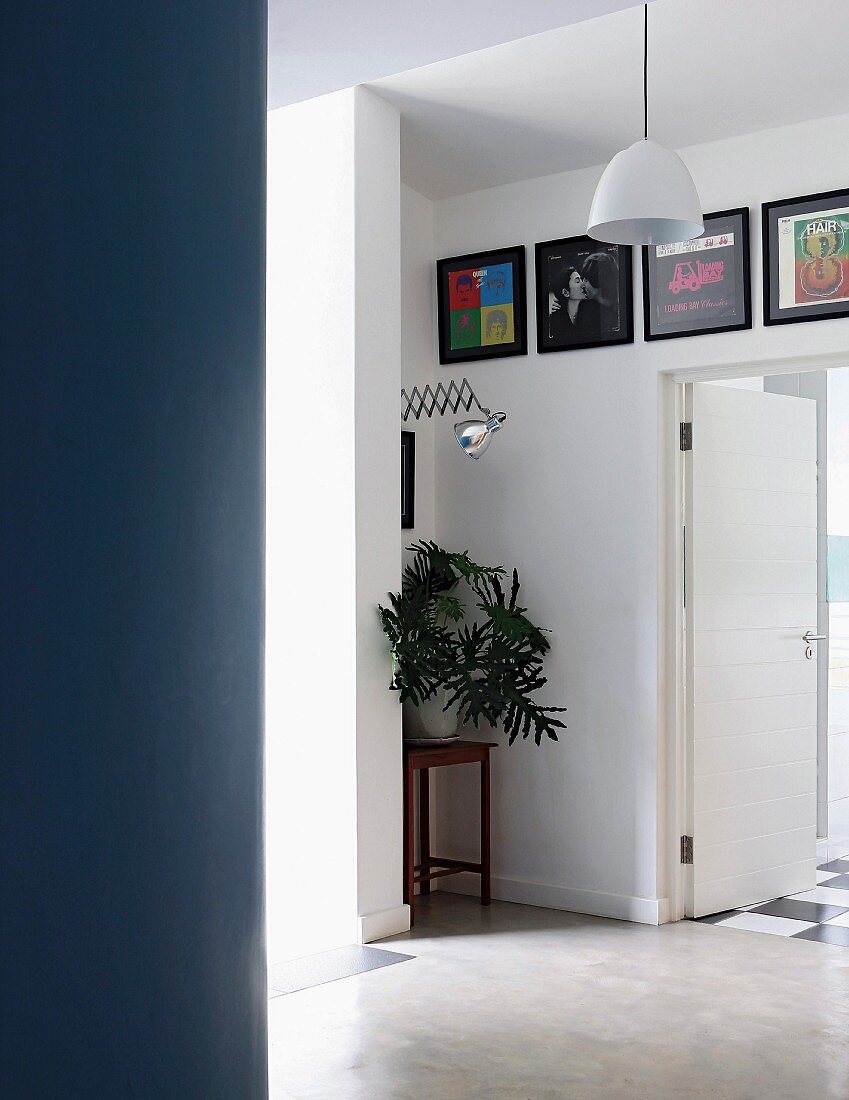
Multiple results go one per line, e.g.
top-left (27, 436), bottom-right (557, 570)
top-left (695, 858), bottom-right (849, 947)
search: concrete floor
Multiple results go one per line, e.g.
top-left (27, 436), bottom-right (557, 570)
top-left (268, 893), bottom-right (849, 1099)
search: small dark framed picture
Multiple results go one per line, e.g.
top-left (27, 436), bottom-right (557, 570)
top-left (535, 236), bottom-right (633, 353)
top-left (401, 431), bottom-right (415, 530)
top-left (642, 208), bottom-right (751, 341)
top-left (436, 246), bottom-right (527, 365)
top-left (763, 188), bottom-right (849, 327)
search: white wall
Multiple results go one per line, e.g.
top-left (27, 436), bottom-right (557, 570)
top-left (416, 111), bottom-right (849, 922)
top-left (267, 92), bottom-right (357, 963)
top-left (401, 184), bottom-right (437, 548)
top-left (398, 184), bottom-right (440, 891)
top-left (266, 88), bottom-right (407, 964)
top-left (353, 90), bottom-right (409, 943)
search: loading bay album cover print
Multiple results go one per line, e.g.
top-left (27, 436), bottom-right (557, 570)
top-left (643, 208), bottom-right (751, 340)
top-left (437, 247), bottom-right (527, 364)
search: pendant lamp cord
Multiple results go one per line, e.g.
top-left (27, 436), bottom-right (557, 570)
top-left (643, 3), bottom-right (648, 140)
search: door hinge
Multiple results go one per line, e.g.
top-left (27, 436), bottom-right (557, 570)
top-left (680, 422), bottom-right (692, 451)
top-left (681, 835), bottom-right (694, 865)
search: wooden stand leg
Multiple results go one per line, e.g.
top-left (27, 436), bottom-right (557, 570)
top-left (481, 753), bottom-right (491, 905)
top-left (419, 768), bottom-right (430, 896)
top-left (404, 761), bottom-right (416, 923)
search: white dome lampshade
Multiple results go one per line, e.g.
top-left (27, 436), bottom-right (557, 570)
top-left (587, 138), bottom-right (703, 246)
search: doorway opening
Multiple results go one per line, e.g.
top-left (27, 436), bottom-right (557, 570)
top-left (670, 368), bottom-right (849, 946)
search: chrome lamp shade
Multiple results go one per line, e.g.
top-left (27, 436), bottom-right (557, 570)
top-left (401, 378), bottom-right (506, 460)
top-left (454, 411), bottom-right (506, 460)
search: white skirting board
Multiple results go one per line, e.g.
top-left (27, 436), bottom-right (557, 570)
top-left (358, 903), bottom-right (411, 944)
top-left (439, 872), bottom-right (670, 926)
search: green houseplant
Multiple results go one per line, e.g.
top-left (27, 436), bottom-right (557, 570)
top-left (378, 541), bottom-right (565, 745)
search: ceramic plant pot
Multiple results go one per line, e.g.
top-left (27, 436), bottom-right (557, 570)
top-left (403, 688), bottom-right (459, 740)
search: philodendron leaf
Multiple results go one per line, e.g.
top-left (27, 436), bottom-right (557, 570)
top-left (479, 603), bottom-right (550, 652)
top-left (448, 550), bottom-right (506, 587)
top-left (378, 542), bottom-right (565, 746)
top-left (434, 594), bottom-right (465, 622)
top-left (509, 569), bottom-right (520, 611)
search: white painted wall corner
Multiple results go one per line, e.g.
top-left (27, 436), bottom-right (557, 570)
top-left (441, 874), bottom-right (670, 926)
top-left (359, 904), bottom-right (412, 944)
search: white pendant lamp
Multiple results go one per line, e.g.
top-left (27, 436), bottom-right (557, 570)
top-left (587, 4), bottom-right (703, 246)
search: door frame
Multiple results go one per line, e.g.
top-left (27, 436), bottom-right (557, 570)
top-left (660, 351), bottom-right (848, 923)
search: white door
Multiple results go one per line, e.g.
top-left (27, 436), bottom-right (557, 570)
top-left (686, 382), bottom-right (818, 917)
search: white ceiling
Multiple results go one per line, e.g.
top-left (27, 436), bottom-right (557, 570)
top-left (268, 0), bottom-right (644, 109)
top-left (371, 0), bottom-right (849, 199)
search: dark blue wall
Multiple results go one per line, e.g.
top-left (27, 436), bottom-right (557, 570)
top-left (1, 3), bottom-right (267, 1095)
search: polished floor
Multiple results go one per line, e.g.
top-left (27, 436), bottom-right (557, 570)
top-left (268, 893), bottom-right (849, 1099)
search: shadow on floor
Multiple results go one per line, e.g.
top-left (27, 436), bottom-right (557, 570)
top-left (268, 944), bottom-right (415, 998)
top-left (391, 891), bottom-right (657, 942)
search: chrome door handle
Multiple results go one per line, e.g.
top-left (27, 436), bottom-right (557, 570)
top-left (802, 631), bottom-right (826, 643)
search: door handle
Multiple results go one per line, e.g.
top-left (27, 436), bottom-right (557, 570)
top-left (802, 631), bottom-right (826, 642)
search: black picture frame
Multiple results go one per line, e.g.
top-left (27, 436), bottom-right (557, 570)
top-left (763, 188), bottom-right (849, 327)
top-left (436, 246), bottom-right (527, 365)
top-left (401, 431), bottom-right (415, 530)
top-left (535, 236), bottom-right (633, 353)
top-left (642, 208), bottom-right (751, 341)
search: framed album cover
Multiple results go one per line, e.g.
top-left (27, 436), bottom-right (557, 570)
top-left (535, 236), bottom-right (633, 353)
top-left (436, 246), bottom-right (527, 365)
top-left (642, 208), bottom-right (751, 341)
top-left (763, 188), bottom-right (849, 327)
top-left (401, 431), bottom-right (415, 530)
